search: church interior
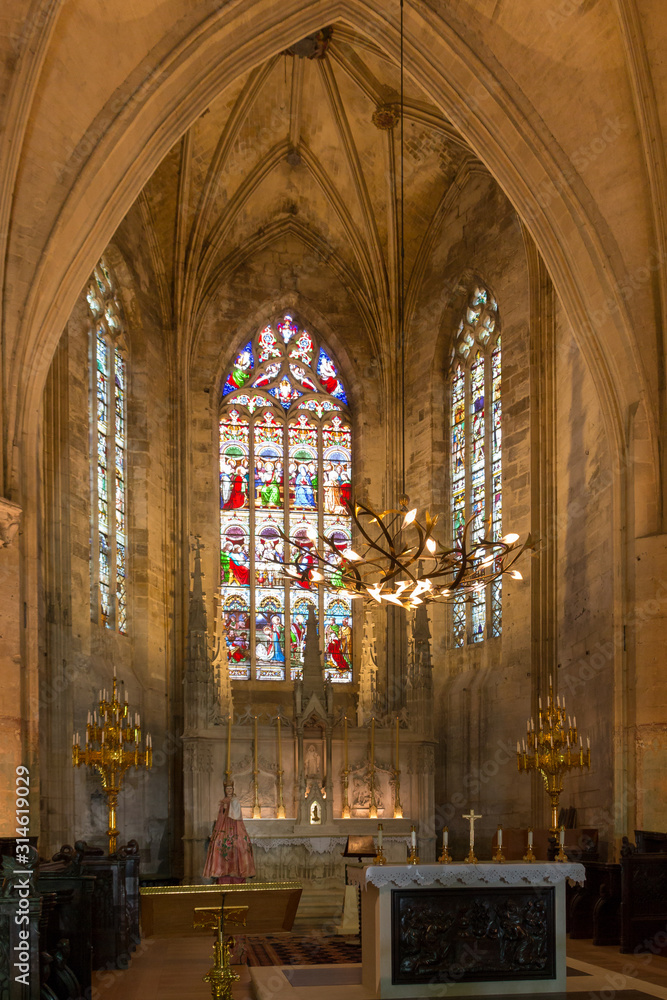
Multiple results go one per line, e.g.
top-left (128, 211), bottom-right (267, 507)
top-left (2, 1), bottom-right (667, 998)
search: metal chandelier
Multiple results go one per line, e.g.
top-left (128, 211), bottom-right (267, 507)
top-left (279, 1), bottom-right (532, 609)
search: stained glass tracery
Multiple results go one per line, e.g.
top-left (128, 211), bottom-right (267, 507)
top-left (220, 315), bottom-right (352, 683)
top-left (450, 285), bottom-right (501, 647)
top-left (88, 259), bottom-right (128, 633)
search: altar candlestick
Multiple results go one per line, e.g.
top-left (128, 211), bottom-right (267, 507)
top-left (113, 665), bottom-right (116, 679)
top-left (378, 824), bottom-right (383, 849)
top-left (226, 714), bottom-right (232, 780)
top-left (559, 825), bottom-right (565, 847)
top-left (411, 826), bottom-right (416, 848)
top-left (443, 828), bottom-right (448, 848)
top-left (528, 828), bottom-right (533, 847)
top-left (497, 825), bottom-right (503, 849)
top-left (344, 716), bottom-right (348, 771)
top-left (252, 714), bottom-right (261, 819)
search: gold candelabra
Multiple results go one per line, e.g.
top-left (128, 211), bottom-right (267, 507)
top-left (72, 672), bottom-right (152, 854)
top-left (516, 678), bottom-right (591, 835)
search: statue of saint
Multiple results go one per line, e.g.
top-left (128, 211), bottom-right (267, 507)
top-left (203, 782), bottom-right (256, 884)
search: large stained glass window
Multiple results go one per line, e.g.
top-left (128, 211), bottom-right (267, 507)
top-left (86, 259), bottom-right (128, 633)
top-left (220, 315), bottom-right (353, 683)
top-left (449, 285), bottom-right (501, 647)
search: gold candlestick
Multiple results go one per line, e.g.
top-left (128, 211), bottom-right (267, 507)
top-left (276, 712), bottom-right (286, 819)
top-left (393, 716), bottom-right (403, 819)
top-left (373, 823), bottom-right (387, 865)
top-left (492, 824), bottom-right (505, 863)
top-left (341, 715), bottom-right (351, 819)
top-left (252, 715), bottom-right (261, 819)
top-left (523, 828), bottom-right (536, 863)
top-left (72, 674), bottom-right (152, 854)
top-left (516, 677), bottom-right (591, 834)
top-left (555, 824), bottom-right (568, 862)
top-left (437, 826), bottom-right (452, 864)
top-left (225, 713), bottom-right (232, 785)
top-left (407, 825), bottom-right (420, 865)
top-left (368, 717), bottom-right (378, 820)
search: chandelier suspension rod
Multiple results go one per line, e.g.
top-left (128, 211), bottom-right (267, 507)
top-left (399, 0), bottom-right (406, 500)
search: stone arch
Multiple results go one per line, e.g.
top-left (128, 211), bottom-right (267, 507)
top-left (8, 0), bottom-right (652, 502)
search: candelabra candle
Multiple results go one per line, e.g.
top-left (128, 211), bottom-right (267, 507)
top-left (72, 674), bottom-right (152, 854)
top-left (516, 684), bottom-right (592, 834)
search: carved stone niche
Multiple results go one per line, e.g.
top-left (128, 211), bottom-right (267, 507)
top-left (0, 497), bottom-right (21, 549)
top-left (391, 887), bottom-right (556, 985)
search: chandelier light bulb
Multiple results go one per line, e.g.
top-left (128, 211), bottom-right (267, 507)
top-left (402, 508), bottom-right (418, 528)
top-left (502, 532), bottom-right (520, 544)
top-left (510, 570), bottom-right (523, 580)
top-left (426, 538), bottom-right (437, 553)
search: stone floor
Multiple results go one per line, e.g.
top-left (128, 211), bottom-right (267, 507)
top-left (91, 936), bottom-right (667, 1000)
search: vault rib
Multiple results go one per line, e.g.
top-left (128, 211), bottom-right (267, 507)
top-left (317, 57), bottom-right (389, 330)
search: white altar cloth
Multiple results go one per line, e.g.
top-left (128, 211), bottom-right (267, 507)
top-left (352, 862), bottom-right (585, 998)
top-left (348, 861), bottom-right (585, 889)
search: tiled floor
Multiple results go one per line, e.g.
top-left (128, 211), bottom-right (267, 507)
top-left (91, 934), bottom-right (667, 1000)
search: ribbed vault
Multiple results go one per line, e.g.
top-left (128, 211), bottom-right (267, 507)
top-left (138, 25), bottom-right (474, 363)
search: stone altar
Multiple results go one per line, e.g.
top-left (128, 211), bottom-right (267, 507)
top-left (348, 862), bottom-right (585, 998)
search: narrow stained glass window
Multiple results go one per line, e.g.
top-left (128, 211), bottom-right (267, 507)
top-left (449, 285), bottom-right (501, 647)
top-left (87, 259), bottom-right (128, 633)
top-left (220, 315), bottom-right (352, 683)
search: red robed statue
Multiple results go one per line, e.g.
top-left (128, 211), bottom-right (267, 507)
top-left (203, 781), bottom-right (256, 884)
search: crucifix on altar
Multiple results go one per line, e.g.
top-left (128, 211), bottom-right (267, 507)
top-left (462, 808), bottom-right (482, 864)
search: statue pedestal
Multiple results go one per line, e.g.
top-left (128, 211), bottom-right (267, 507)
top-left (348, 862), bottom-right (585, 998)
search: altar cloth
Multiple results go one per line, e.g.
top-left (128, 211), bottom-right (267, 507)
top-left (348, 861), bottom-right (585, 889)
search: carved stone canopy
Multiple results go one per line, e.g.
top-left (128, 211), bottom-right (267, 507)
top-left (0, 497), bottom-right (22, 549)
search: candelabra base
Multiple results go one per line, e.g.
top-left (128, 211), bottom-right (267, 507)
top-left (437, 846), bottom-right (453, 865)
top-left (341, 806), bottom-right (351, 819)
top-left (464, 848), bottom-right (478, 865)
top-left (492, 847), bottom-right (505, 863)
top-left (554, 846), bottom-right (568, 862)
top-left (407, 848), bottom-right (420, 865)
top-left (369, 808), bottom-right (378, 820)
top-left (523, 845), bottom-right (536, 863)
top-left (276, 806), bottom-right (286, 819)
top-left (252, 808), bottom-right (261, 819)
top-left (373, 847), bottom-right (387, 866)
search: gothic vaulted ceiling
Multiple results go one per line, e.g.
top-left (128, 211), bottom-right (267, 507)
top-left (135, 24), bottom-right (479, 342)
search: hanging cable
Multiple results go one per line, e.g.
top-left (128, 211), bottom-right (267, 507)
top-left (399, 0), bottom-right (406, 502)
